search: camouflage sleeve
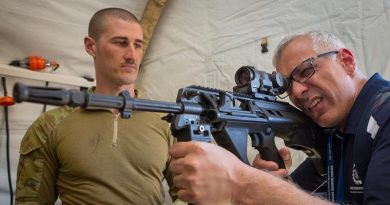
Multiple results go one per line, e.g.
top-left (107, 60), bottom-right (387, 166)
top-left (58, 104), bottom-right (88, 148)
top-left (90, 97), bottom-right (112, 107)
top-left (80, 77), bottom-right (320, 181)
top-left (161, 122), bottom-right (179, 201)
top-left (15, 106), bottom-right (75, 205)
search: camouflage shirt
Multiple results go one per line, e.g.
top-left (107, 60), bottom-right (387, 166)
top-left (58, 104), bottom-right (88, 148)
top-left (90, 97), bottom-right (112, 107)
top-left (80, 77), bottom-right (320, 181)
top-left (15, 91), bottom-right (175, 204)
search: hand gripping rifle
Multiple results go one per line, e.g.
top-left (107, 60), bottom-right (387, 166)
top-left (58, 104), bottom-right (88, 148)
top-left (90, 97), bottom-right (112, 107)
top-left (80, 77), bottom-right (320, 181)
top-left (13, 66), bottom-right (326, 174)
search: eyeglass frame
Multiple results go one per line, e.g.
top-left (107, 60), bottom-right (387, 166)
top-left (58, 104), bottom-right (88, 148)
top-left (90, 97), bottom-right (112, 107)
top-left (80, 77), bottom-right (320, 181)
top-left (285, 50), bottom-right (339, 94)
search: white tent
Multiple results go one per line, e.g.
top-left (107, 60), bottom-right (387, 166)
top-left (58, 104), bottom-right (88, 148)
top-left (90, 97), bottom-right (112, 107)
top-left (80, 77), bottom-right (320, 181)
top-left (1, 0), bottom-right (389, 204)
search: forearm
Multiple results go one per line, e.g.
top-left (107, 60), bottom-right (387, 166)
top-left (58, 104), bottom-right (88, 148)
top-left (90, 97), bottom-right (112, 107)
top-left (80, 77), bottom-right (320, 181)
top-left (232, 165), bottom-right (333, 205)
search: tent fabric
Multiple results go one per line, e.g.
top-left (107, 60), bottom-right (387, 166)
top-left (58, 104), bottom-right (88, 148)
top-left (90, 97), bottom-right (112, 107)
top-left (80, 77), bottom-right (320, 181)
top-left (0, 0), bottom-right (389, 204)
top-left (141, 0), bottom-right (168, 53)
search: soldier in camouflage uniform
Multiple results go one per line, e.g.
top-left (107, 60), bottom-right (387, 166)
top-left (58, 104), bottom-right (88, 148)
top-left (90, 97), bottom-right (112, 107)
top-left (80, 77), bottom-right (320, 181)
top-left (15, 8), bottom-right (176, 204)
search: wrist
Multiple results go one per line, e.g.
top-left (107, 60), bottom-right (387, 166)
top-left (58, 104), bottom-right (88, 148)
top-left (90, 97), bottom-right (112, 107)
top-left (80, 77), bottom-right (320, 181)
top-left (231, 164), bottom-right (257, 204)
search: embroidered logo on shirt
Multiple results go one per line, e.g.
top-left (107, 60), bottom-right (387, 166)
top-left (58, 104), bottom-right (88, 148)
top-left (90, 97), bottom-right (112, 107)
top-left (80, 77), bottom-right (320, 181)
top-left (352, 163), bottom-right (362, 185)
top-left (350, 164), bottom-right (364, 195)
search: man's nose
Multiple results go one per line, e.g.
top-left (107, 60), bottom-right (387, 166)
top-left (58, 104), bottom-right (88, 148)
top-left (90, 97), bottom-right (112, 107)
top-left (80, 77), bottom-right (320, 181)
top-left (290, 80), bottom-right (309, 98)
top-left (124, 45), bottom-right (136, 60)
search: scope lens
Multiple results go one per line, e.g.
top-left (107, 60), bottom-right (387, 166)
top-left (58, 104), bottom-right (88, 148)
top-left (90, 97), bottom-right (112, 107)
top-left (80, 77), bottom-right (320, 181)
top-left (235, 67), bottom-right (252, 86)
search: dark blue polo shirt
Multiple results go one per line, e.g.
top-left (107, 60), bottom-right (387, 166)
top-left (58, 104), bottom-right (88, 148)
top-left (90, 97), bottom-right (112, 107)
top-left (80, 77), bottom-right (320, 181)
top-left (291, 73), bottom-right (390, 205)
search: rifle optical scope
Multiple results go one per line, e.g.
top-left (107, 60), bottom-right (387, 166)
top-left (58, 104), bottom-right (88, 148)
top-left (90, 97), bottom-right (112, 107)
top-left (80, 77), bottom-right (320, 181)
top-left (234, 65), bottom-right (288, 97)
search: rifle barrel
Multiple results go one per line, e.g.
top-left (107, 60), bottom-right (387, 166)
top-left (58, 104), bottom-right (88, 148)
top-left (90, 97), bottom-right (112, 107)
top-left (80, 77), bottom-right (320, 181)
top-left (13, 83), bottom-right (184, 113)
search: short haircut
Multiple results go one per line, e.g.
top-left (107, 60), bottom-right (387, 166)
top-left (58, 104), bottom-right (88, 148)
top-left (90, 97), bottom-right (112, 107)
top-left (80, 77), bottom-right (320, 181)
top-left (272, 30), bottom-right (346, 67)
top-left (88, 8), bottom-right (140, 40)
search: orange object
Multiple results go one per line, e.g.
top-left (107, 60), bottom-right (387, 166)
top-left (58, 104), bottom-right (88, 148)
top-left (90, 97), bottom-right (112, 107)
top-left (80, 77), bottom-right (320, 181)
top-left (9, 56), bottom-right (59, 72)
top-left (29, 56), bottom-right (45, 70)
top-left (0, 96), bottom-right (15, 106)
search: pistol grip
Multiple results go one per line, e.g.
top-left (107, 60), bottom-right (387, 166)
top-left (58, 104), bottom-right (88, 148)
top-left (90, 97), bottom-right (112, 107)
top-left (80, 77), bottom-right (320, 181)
top-left (257, 147), bottom-right (285, 169)
top-left (252, 132), bottom-right (285, 169)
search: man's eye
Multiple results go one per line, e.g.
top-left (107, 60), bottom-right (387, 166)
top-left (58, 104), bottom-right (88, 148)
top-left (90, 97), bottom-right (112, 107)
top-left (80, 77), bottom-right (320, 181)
top-left (134, 43), bottom-right (143, 49)
top-left (115, 41), bottom-right (128, 46)
top-left (298, 61), bottom-right (312, 70)
top-left (300, 67), bottom-right (314, 78)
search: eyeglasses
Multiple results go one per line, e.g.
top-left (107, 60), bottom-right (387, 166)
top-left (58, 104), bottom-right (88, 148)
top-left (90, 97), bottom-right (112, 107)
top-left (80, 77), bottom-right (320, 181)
top-left (285, 50), bottom-right (339, 94)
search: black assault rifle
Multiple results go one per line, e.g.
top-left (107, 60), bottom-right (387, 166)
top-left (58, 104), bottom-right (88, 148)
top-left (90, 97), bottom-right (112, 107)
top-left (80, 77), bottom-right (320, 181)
top-left (13, 66), bottom-right (327, 174)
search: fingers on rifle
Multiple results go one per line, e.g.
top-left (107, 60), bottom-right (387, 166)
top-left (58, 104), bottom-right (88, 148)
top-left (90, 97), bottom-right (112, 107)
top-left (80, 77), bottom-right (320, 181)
top-left (169, 142), bottom-right (195, 158)
top-left (252, 154), bottom-right (278, 171)
top-left (279, 147), bottom-right (292, 168)
top-left (174, 175), bottom-right (201, 204)
top-left (177, 188), bottom-right (195, 204)
top-left (169, 142), bottom-right (206, 175)
top-left (279, 147), bottom-right (291, 159)
top-left (169, 157), bottom-right (186, 174)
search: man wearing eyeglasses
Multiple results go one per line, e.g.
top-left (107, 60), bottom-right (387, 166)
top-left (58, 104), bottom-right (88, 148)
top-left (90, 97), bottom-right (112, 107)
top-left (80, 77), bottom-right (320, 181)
top-left (168, 31), bottom-right (390, 205)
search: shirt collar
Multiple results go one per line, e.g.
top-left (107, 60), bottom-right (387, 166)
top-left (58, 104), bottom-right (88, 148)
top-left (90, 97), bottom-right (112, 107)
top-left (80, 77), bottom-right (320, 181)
top-left (343, 73), bottom-right (389, 134)
top-left (88, 86), bottom-right (141, 98)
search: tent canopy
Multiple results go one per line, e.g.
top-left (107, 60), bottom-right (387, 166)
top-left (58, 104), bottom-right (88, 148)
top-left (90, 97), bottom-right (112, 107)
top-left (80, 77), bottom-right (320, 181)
top-left (1, 0), bottom-right (389, 203)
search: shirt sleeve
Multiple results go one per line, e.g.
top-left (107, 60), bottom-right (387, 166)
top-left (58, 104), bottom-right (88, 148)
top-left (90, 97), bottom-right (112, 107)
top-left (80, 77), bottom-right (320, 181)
top-left (15, 116), bottom-right (58, 204)
top-left (363, 100), bottom-right (390, 204)
top-left (15, 106), bottom-right (75, 205)
top-left (291, 157), bottom-right (327, 194)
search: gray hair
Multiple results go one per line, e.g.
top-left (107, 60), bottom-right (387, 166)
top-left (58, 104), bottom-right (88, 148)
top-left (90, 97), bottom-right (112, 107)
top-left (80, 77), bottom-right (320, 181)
top-left (272, 31), bottom-right (346, 67)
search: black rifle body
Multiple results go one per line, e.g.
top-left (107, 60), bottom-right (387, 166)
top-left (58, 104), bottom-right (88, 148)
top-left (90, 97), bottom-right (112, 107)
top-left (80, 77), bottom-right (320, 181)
top-left (13, 83), bottom-right (326, 174)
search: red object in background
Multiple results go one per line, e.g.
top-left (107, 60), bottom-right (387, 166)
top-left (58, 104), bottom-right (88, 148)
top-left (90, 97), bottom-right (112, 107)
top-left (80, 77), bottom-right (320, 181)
top-left (9, 56), bottom-right (59, 71)
top-left (0, 96), bottom-right (15, 106)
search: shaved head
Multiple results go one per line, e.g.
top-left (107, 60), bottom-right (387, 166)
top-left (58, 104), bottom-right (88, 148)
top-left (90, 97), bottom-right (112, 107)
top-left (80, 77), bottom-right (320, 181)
top-left (88, 8), bottom-right (140, 40)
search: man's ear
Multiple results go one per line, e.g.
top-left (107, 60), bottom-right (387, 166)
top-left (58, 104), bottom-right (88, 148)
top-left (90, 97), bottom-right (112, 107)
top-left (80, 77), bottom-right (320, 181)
top-left (84, 36), bottom-right (96, 57)
top-left (338, 48), bottom-right (356, 75)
